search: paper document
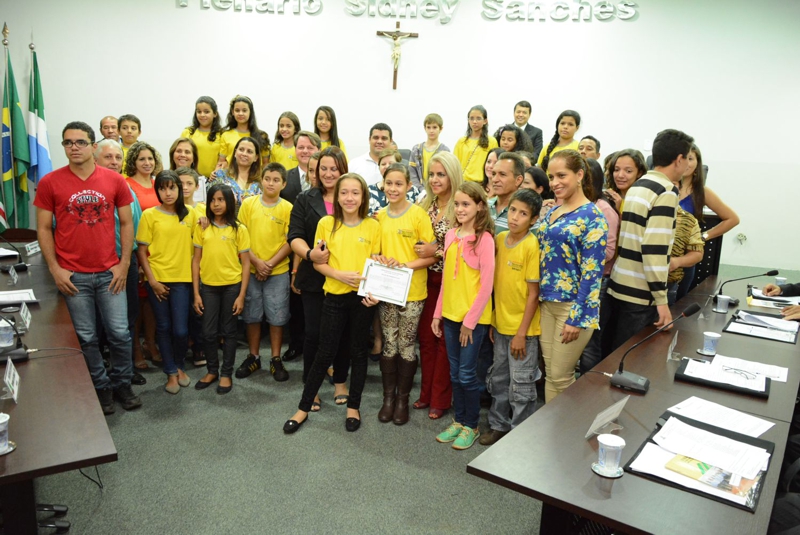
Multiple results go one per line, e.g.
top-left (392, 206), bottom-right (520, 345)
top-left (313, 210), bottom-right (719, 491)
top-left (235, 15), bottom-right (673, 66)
top-left (748, 297), bottom-right (790, 310)
top-left (712, 355), bottom-right (788, 383)
top-left (726, 321), bottom-right (796, 343)
top-left (683, 358), bottom-right (767, 391)
top-left (0, 248), bottom-right (17, 258)
top-left (653, 417), bottom-right (770, 480)
top-left (667, 397), bottom-right (774, 438)
top-left (0, 289), bottom-right (37, 304)
top-left (735, 311), bottom-right (798, 332)
top-left (752, 288), bottom-right (800, 305)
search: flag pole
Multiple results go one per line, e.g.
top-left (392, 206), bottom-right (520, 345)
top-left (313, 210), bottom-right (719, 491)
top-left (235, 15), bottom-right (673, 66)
top-left (2, 23), bottom-right (17, 227)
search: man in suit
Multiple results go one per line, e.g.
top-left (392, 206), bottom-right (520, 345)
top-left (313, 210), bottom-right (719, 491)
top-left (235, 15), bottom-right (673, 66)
top-left (513, 100), bottom-right (543, 161)
top-left (281, 131), bottom-right (321, 204)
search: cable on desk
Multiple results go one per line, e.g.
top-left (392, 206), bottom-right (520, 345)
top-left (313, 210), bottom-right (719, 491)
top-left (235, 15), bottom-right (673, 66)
top-left (582, 370), bottom-right (613, 378)
top-left (27, 347), bottom-right (85, 359)
top-left (79, 466), bottom-right (104, 490)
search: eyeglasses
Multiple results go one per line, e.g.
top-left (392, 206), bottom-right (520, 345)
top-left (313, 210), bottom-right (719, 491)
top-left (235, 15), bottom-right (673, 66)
top-left (61, 140), bottom-right (91, 148)
top-left (722, 366), bottom-right (756, 380)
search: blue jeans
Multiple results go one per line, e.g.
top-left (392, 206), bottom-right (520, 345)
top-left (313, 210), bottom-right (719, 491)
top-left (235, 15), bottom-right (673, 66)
top-left (63, 270), bottom-right (132, 390)
top-left (667, 282), bottom-right (679, 307)
top-left (200, 283), bottom-right (241, 377)
top-left (146, 282), bottom-right (191, 375)
top-left (443, 318), bottom-right (489, 429)
top-left (676, 265), bottom-right (696, 302)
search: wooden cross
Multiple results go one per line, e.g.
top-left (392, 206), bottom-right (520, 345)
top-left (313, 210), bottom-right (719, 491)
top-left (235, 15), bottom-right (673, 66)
top-left (377, 22), bottom-right (418, 90)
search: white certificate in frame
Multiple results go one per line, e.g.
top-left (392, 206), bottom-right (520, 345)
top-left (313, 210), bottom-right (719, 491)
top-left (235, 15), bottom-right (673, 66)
top-left (357, 259), bottom-right (413, 307)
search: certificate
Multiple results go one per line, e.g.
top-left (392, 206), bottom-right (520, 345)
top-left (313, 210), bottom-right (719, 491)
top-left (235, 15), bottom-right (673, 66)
top-left (357, 259), bottom-right (413, 307)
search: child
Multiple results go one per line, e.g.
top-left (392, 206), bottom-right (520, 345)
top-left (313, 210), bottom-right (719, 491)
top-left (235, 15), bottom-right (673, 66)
top-left (537, 110), bottom-right (581, 170)
top-left (495, 124), bottom-right (533, 153)
top-left (218, 95), bottom-right (271, 168)
top-left (136, 170), bottom-right (197, 394)
top-left (235, 163), bottom-right (293, 383)
top-left (453, 105), bottom-right (498, 184)
top-left (314, 105), bottom-right (347, 156)
top-left (118, 113), bottom-right (141, 162)
top-left (192, 184), bottom-right (251, 395)
top-left (408, 113), bottom-right (450, 189)
top-left (271, 112), bottom-right (301, 171)
top-left (374, 164), bottom-right (436, 425)
top-left (431, 181), bottom-right (495, 450)
top-left (284, 173), bottom-right (381, 434)
top-left (180, 96), bottom-right (222, 178)
top-left (368, 149), bottom-right (421, 217)
top-left (177, 167), bottom-right (206, 219)
top-left (480, 188), bottom-right (542, 446)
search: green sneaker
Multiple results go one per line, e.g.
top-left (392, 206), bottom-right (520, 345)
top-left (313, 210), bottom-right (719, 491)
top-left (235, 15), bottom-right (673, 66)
top-left (436, 421), bottom-right (463, 443)
top-left (452, 426), bottom-right (480, 450)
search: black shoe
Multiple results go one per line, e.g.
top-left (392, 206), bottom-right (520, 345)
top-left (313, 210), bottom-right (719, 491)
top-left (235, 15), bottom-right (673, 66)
top-left (345, 411), bottom-right (361, 432)
top-left (195, 376), bottom-right (218, 390)
top-left (216, 384), bottom-right (232, 395)
top-left (283, 415), bottom-right (307, 434)
top-left (131, 372), bottom-right (147, 386)
top-left (97, 388), bottom-right (115, 415)
top-left (192, 349), bottom-right (207, 367)
top-left (235, 354), bottom-right (261, 379)
top-left (270, 357), bottom-right (289, 382)
top-left (282, 348), bottom-right (301, 362)
top-left (113, 384), bottom-right (142, 411)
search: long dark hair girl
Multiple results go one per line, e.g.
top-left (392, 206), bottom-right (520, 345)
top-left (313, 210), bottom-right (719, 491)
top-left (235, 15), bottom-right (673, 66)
top-left (463, 105), bottom-right (491, 149)
top-left (540, 110), bottom-right (581, 172)
top-left (205, 183), bottom-right (239, 230)
top-left (314, 105), bottom-right (342, 148)
top-left (224, 95), bottom-right (271, 156)
top-left (154, 170), bottom-right (189, 221)
top-left (187, 95), bottom-right (221, 142)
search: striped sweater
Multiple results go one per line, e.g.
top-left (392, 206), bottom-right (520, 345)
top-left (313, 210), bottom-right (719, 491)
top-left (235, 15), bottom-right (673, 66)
top-left (608, 171), bottom-right (678, 306)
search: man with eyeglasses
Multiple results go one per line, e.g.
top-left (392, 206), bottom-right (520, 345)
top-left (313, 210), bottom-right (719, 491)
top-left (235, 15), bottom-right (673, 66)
top-left (34, 121), bottom-right (142, 415)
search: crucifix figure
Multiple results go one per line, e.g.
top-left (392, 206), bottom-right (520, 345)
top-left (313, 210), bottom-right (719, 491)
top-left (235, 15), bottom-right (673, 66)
top-left (377, 22), bottom-right (418, 90)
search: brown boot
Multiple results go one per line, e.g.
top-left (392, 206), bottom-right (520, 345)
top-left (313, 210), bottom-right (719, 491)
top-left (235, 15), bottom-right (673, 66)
top-left (378, 356), bottom-right (397, 423)
top-left (394, 358), bottom-right (418, 425)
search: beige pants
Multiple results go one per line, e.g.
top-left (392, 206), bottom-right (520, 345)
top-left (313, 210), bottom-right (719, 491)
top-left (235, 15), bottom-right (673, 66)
top-left (540, 301), bottom-right (593, 403)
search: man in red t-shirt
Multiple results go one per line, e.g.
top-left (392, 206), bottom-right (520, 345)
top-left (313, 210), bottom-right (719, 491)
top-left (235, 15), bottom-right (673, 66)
top-left (34, 121), bottom-right (142, 415)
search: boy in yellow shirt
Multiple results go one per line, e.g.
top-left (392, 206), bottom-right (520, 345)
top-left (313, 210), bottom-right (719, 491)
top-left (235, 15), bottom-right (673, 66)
top-left (481, 188), bottom-right (543, 446)
top-left (236, 163), bottom-right (293, 382)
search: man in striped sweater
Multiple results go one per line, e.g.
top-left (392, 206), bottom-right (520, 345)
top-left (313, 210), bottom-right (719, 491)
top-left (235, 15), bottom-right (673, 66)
top-left (603, 129), bottom-right (694, 357)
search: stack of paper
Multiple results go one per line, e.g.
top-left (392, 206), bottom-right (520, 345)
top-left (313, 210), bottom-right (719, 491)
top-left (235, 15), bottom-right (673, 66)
top-left (752, 288), bottom-right (800, 305)
top-left (667, 397), bottom-right (774, 438)
top-left (683, 359), bottom-right (767, 392)
top-left (726, 311), bottom-right (798, 343)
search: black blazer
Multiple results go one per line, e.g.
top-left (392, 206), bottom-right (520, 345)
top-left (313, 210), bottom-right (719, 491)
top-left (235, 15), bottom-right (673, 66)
top-left (287, 188), bottom-right (327, 293)
top-left (524, 124), bottom-right (544, 161)
top-left (781, 283), bottom-right (800, 298)
top-left (281, 167), bottom-right (304, 204)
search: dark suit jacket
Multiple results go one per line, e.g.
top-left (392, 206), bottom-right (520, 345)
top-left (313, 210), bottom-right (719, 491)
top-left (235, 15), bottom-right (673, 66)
top-left (287, 188), bottom-right (327, 293)
top-left (281, 167), bottom-right (304, 204)
top-left (524, 124), bottom-right (544, 161)
top-left (781, 283), bottom-right (800, 298)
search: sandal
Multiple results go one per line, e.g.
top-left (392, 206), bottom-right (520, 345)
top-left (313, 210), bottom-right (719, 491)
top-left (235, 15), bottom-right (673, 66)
top-left (428, 408), bottom-right (446, 420)
top-left (334, 394), bottom-right (349, 405)
top-left (310, 401), bottom-right (321, 412)
top-left (142, 341), bottom-right (162, 363)
top-left (134, 359), bottom-right (149, 370)
top-left (413, 400), bottom-right (429, 410)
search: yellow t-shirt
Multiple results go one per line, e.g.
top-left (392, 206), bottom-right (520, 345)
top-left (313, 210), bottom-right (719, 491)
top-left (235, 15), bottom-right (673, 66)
top-left (320, 139), bottom-right (348, 158)
top-left (271, 142), bottom-right (298, 171)
top-left (136, 207), bottom-right (198, 283)
top-left (442, 238), bottom-right (492, 325)
top-left (314, 215), bottom-right (381, 295)
top-left (492, 232), bottom-right (542, 336)
top-left (375, 204), bottom-right (435, 302)
top-left (189, 202), bottom-right (207, 220)
top-left (193, 222), bottom-right (251, 286)
top-left (181, 127), bottom-right (221, 178)
top-left (220, 129), bottom-right (270, 165)
top-left (237, 196), bottom-right (292, 275)
top-left (454, 136), bottom-right (499, 183)
top-left (537, 140), bottom-right (580, 167)
top-left (422, 145), bottom-right (437, 182)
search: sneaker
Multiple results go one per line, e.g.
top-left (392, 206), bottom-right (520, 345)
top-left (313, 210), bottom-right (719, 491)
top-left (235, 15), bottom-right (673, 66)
top-left (235, 354), bottom-right (261, 379)
top-left (452, 426), bottom-right (481, 450)
top-left (435, 421), bottom-right (463, 443)
top-left (192, 349), bottom-right (207, 367)
top-left (113, 384), bottom-right (143, 411)
top-left (97, 388), bottom-right (115, 415)
top-left (478, 429), bottom-right (507, 446)
top-left (270, 357), bottom-right (289, 382)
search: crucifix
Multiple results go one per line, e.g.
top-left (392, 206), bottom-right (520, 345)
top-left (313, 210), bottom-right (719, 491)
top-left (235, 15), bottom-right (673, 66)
top-left (377, 22), bottom-right (418, 90)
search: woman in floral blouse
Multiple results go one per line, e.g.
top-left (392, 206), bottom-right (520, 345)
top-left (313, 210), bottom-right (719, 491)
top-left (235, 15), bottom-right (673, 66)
top-left (534, 149), bottom-right (608, 402)
top-left (206, 136), bottom-right (262, 212)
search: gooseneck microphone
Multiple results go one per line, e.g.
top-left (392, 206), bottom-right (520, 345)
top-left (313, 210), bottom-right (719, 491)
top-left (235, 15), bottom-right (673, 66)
top-left (610, 303), bottom-right (702, 394)
top-left (0, 314), bottom-right (29, 364)
top-left (0, 234), bottom-right (28, 273)
top-left (713, 270), bottom-right (779, 307)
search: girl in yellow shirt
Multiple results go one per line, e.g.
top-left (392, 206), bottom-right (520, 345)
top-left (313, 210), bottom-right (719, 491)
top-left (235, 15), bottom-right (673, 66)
top-left (271, 112), bottom-right (301, 171)
top-left (180, 96), bottom-right (222, 178)
top-left (537, 109), bottom-right (581, 170)
top-left (313, 105), bottom-right (347, 157)
top-left (453, 105), bottom-right (498, 183)
top-left (218, 95), bottom-right (271, 168)
top-left (284, 173), bottom-right (381, 434)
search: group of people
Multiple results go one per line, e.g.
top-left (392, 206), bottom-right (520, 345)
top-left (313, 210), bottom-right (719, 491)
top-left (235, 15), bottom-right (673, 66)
top-left (35, 96), bottom-right (748, 452)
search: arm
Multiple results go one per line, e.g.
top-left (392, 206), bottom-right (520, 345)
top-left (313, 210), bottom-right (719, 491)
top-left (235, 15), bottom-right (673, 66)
top-left (290, 253), bottom-right (302, 294)
top-left (192, 247), bottom-right (203, 314)
top-left (37, 207), bottom-right (78, 296)
top-left (642, 194), bottom-right (676, 308)
top-left (462, 234), bottom-right (496, 331)
top-left (702, 187), bottom-right (739, 240)
top-left (670, 250), bottom-right (703, 271)
top-left (137, 244), bottom-right (169, 301)
top-left (265, 243), bottom-right (292, 275)
top-left (233, 253), bottom-right (250, 315)
top-left (511, 281), bottom-right (540, 358)
top-left (565, 211), bottom-right (608, 331)
top-left (596, 199), bottom-right (619, 266)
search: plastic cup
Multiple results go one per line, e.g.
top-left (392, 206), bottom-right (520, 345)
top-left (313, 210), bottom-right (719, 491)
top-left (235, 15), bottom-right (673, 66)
top-left (714, 295), bottom-right (731, 313)
top-left (0, 318), bottom-right (13, 348)
top-left (592, 434), bottom-right (626, 478)
top-left (776, 277), bottom-right (787, 286)
top-left (0, 413), bottom-right (9, 452)
top-left (702, 332), bottom-right (721, 355)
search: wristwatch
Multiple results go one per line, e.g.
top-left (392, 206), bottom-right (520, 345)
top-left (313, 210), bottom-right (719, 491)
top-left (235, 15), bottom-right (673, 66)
top-left (702, 232), bottom-right (710, 242)
top-left (306, 249), bottom-right (312, 262)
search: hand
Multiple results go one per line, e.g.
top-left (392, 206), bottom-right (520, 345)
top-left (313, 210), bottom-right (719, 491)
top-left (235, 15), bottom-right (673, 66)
top-left (489, 327), bottom-right (495, 344)
top-left (232, 296), bottom-right (245, 315)
top-left (459, 325), bottom-right (473, 347)
top-left (542, 199), bottom-right (557, 210)
top-left (198, 216), bottom-right (210, 230)
top-left (373, 255), bottom-right (399, 268)
top-left (336, 270), bottom-right (364, 289)
top-left (255, 272), bottom-right (267, 282)
top-left (309, 241), bottom-right (330, 264)
top-left (290, 273), bottom-right (301, 295)
top-left (654, 304), bottom-right (673, 329)
top-left (150, 281), bottom-right (170, 301)
top-left (431, 318), bottom-right (442, 338)
top-left (193, 294), bottom-right (204, 315)
top-left (53, 266), bottom-right (78, 296)
top-left (668, 258), bottom-right (677, 272)
top-left (605, 189), bottom-right (622, 206)
top-left (559, 324), bottom-right (581, 344)
top-left (361, 292), bottom-right (380, 307)
top-left (510, 333), bottom-right (527, 358)
top-left (781, 305), bottom-right (800, 321)
top-left (108, 261), bottom-right (129, 294)
top-left (763, 283), bottom-right (782, 296)
top-left (416, 241), bottom-right (438, 259)
top-left (252, 258), bottom-right (271, 278)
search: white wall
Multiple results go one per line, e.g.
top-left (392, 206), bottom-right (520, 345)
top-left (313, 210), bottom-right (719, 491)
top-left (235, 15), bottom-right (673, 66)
top-left (4, 0), bottom-right (800, 268)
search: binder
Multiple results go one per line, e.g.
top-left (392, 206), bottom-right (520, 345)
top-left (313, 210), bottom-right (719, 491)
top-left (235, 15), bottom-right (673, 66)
top-left (723, 309), bottom-right (799, 345)
top-left (624, 413), bottom-right (774, 512)
top-left (674, 358), bottom-right (771, 399)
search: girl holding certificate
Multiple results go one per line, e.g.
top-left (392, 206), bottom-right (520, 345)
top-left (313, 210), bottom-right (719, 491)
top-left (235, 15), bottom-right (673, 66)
top-left (284, 173), bottom-right (381, 434)
top-left (373, 164), bottom-right (436, 426)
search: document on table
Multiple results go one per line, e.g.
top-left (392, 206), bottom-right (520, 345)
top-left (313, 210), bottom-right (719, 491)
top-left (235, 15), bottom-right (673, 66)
top-left (735, 311), bottom-right (799, 332)
top-left (726, 321), bottom-right (797, 343)
top-left (712, 354), bottom-right (788, 383)
top-left (683, 358), bottom-right (767, 392)
top-left (357, 259), bottom-right (413, 307)
top-left (653, 417), bottom-right (770, 480)
top-left (752, 288), bottom-right (800, 306)
top-left (0, 289), bottom-right (38, 304)
top-left (667, 397), bottom-right (774, 438)
top-left (0, 248), bottom-right (17, 258)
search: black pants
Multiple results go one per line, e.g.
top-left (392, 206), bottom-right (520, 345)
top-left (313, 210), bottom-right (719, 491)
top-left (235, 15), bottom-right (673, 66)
top-left (602, 295), bottom-right (658, 358)
top-left (287, 289), bottom-right (305, 353)
top-left (201, 283), bottom-right (241, 377)
top-left (301, 291), bottom-right (350, 384)
top-left (299, 292), bottom-right (374, 412)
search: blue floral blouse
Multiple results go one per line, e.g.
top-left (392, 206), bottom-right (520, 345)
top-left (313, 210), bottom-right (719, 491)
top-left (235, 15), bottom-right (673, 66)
top-left (207, 169), bottom-right (262, 208)
top-left (534, 202), bottom-right (609, 329)
top-left (367, 183), bottom-right (422, 217)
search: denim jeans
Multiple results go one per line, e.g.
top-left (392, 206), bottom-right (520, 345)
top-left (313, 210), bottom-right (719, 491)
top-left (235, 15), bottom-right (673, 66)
top-left (667, 282), bottom-right (679, 307)
top-left (200, 283), bottom-right (241, 377)
top-left (98, 255), bottom-right (138, 364)
top-left (488, 332), bottom-right (540, 432)
top-left (299, 292), bottom-right (375, 412)
top-left (300, 291), bottom-right (350, 384)
top-left (676, 265), bottom-right (696, 302)
top-left (63, 270), bottom-right (132, 390)
top-left (602, 296), bottom-right (658, 358)
top-left (146, 282), bottom-right (191, 375)
top-left (580, 276), bottom-right (610, 375)
top-left (443, 318), bottom-right (489, 429)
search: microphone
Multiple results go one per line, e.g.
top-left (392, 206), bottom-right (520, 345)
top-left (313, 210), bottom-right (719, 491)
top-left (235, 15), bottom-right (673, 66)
top-left (610, 303), bottom-right (702, 394)
top-left (713, 270), bottom-right (779, 307)
top-left (0, 314), bottom-right (29, 364)
top-left (0, 234), bottom-right (28, 273)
